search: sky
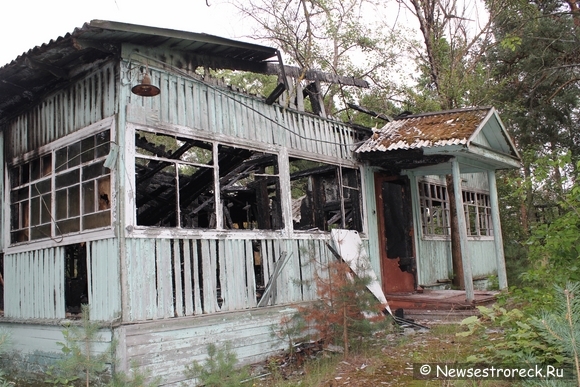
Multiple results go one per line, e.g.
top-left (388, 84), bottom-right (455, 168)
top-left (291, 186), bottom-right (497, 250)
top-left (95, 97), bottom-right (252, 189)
top-left (0, 0), bottom-right (253, 67)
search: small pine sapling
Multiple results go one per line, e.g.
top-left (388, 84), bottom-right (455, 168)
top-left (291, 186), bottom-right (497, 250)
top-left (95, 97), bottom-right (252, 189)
top-left (298, 260), bottom-right (383, 357)
top-left (183, 342), bottom-right (250, 387)
top-left (532, 282), bottom-right (580, 385)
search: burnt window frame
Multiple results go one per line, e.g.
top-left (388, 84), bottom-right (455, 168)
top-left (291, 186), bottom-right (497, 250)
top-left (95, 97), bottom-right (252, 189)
top-left (133, 127), bottom-right (285, 232)
top-left (289, 158), bottom-right (363, 232)
top-left (8, 120), bottom-right (114, 247)
top-left (418, 180), bottom-right (494, 239)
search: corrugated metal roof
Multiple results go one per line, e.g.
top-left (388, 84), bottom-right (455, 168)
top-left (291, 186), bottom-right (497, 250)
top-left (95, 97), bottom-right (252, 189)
top-left (356, 107), bottom-right (491, 153)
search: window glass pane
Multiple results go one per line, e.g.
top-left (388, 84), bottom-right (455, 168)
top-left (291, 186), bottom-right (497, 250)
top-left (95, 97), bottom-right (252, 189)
top-left (96, 130), bottom-right (110, 158)
top-left (21, 162), bottom-right (29, 184)
top-left (83, 181), bottom-right (95, 214)
top-left (42, 154), bottom-right (52, 176)
top-left (13, 187), bottom-right (29, 202)
top-left (83, 211), bottom-right (110, 230)
top-left (81, 136), bottom-right (95, 163)
top-left (30, 197), bottom-right (40, 226)
top-left (56, 189), bottom-right (68, 220)
top-left (30, 224), bottom-right (51, 240)
top-left (10, 166), bottom-right (20, 188)
top-left (11, 230), bottom-right (28, 244)
top-left (56, 170), bottom-right (80, 189)
top-left (82, 161), bottom-right (106, 181)
top-left (33, 179), bottom-right (51, 196)
top-left (10, 204), bottom-right (20, 230)
top-left (56, 147), bottom-right (67, 172)
top-left (68, 186), bottom-right (80, 217)
top-left (56, 218), bottom-right (80, 235)
top-left (31, 157), bottom-right (41, 181)
top-left (68, 142), bottom-right (81, 168)
top-left (41, 194), bottom-right (52, 224)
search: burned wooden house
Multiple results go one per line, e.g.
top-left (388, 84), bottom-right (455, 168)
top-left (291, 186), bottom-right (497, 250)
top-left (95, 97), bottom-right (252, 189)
top-left (0, 20), bottom-right (519, 385)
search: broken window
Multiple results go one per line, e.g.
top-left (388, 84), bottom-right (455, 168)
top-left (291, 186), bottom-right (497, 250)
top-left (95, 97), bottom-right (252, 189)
top-left (64, 243), bottom-right (88, 315)
top-left (418, 181), bottom-right (450, 236)
top-left (135, 131), bottom-right (283, 230)
top-left (9, 130), bottom-right (111, 244)
top-left (218, 145), bottom-right (283, 230)
top-left (290, 159), bottom-right (362, 231)
top-left (418, 181), bottom-right (492, 237)
top-left (462, 191), bottom-right (493, 236)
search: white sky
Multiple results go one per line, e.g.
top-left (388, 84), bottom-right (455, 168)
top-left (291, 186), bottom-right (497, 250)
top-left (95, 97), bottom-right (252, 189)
top-left (0, 0), bottom-right (252, 67)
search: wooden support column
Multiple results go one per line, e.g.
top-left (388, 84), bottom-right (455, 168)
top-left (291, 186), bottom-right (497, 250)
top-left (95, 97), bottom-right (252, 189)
top-left (487, 169), bottom-right (508, 290)
top-left (451, 159), bottom-right (474, 302)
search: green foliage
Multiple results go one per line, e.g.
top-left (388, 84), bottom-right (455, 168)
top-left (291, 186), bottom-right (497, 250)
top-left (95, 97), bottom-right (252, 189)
top-left (0, 330), bottom-right (14, 387)
top-left (457, 304), bottom-right (566, 366)
top-left (531, 283), bottom-right (580, 384)
top-left (43, 305), bottom-right (159, 387)
top-left (297, 258), bottom-right (386, 357)
top-left (183, 342), bottom-right (250, 387)
top-left (46, 305), bottom-right (111, 387)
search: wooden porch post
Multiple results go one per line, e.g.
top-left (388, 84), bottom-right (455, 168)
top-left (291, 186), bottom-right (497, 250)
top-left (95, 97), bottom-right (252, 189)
top-left (451, 159), bottom-right (474, 302)
top-left (487, 169), bottom-right (508, 290)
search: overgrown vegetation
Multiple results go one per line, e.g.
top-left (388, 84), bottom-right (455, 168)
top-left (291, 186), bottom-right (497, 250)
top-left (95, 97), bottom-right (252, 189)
top-left (44, 305), bottom-right (158, 387)
top-left (183, 342), bottom-right (250, 387)
top-left (296, 260), bottom-right (387, 357)
top-left (0, 330), bottom-right (13, 387)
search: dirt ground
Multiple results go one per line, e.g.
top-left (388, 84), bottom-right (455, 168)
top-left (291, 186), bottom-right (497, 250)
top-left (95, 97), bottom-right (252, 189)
top-left (251, 319), bottom-right (513, 387)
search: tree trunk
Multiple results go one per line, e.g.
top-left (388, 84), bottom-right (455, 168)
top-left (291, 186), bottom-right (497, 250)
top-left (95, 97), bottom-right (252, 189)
top-left (446, 175), bottom-right (464, 289)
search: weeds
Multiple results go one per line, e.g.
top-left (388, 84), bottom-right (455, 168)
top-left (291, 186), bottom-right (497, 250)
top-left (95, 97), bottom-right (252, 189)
top-left (183, 342), bottom-right (250, 387)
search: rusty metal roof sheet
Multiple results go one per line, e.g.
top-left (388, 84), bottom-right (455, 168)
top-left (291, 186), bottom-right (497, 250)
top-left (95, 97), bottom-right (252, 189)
top-left (356, 107), bottom-right (492, 153)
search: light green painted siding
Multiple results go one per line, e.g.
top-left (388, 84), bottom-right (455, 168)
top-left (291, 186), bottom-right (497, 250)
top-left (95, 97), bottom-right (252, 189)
top-left (4, 247), bottom-right (65, 319)
top-left (4, 62), bottom-right (119, 158)
top-left (124, 62), bottom-right (358, 162)
top-left (123, 237), bottom-right (334, 322)
top-left (4, 239), bottom-right (121, 321)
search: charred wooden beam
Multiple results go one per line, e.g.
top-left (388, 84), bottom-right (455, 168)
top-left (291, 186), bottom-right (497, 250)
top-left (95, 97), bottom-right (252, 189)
top-left (347, 103), bottom-right (393, 122)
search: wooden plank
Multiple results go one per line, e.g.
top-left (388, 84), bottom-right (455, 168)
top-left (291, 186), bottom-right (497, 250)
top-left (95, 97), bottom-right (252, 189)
top-left (182, 240), bottom-right (194, 316)
top-left (219, 239), bottom-right (230, 311)
top-left (173, 240), bottom-right (184, 317)
top-left (155, 240), bottom-right (165, 319)
top-left (201, 239), bottom-right (217, 314)
top-left (191, 241), bottom-right (203, 315)
top-left (160, 239), bottom-right (175, 318)
top-left (244, 239), bottom-right (257, 308)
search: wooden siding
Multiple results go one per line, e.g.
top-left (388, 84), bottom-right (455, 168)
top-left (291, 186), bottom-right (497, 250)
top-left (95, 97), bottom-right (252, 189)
top-left (124, 237), bottom-right (334, 322)
top-left (87, 239), bottom-right (122, 321)
top-left (4, 247), bottom-right (65, 319)
top-left (3, 62), bottom-right (119, 158)
top-left (416, 240), bottom-right (452, 287)
top-left (117, 306), bottom-right (294, 386)
top-left (125, 63), bottom-right (358, 162)
top-left (4, 239), bottom-right (121, 321)
top-left (416, 239), bottom-right (498, 286)
top-left (469, 239), bottom-right (498, 277)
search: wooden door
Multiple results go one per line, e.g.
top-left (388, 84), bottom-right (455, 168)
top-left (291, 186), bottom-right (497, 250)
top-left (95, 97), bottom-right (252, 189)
top-left (375, 174), bottom-right (416, 294)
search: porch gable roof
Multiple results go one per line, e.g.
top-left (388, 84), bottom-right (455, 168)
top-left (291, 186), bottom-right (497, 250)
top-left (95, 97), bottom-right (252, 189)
top-left (355, 107), bottom-right (521, 171)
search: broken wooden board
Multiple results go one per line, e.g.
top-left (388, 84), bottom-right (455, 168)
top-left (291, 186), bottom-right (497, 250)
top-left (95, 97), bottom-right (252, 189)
top-left (330, 229), bottom-right (392, 315)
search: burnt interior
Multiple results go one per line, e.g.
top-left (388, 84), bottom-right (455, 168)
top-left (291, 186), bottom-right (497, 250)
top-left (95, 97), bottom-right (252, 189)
top-left (290, 158), bottom-right (362, 232)
top-left (64, 243), bottom-right (88, 315)
top-left (135, 131), bottom-right (283, 230)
